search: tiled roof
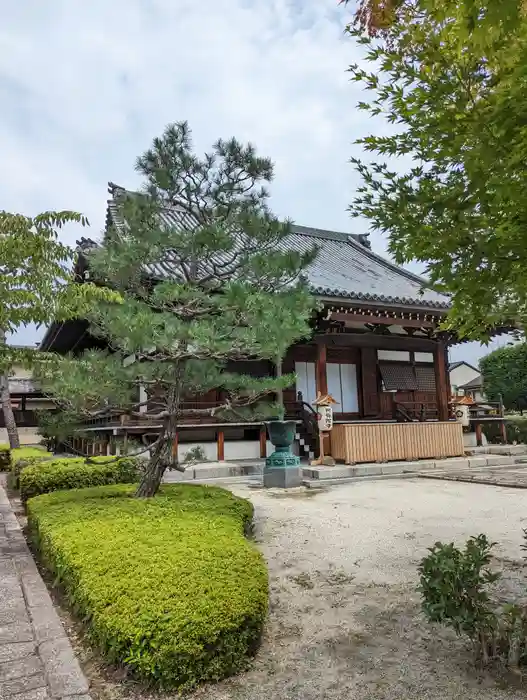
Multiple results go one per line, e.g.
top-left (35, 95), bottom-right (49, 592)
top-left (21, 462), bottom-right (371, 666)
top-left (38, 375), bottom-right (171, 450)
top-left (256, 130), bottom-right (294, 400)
top-left (103, 183), bottom-right (450, 310)
top-left (459, 374), bottom-right (483, 389)
top-left (449, 361), bottom-right (480, 372)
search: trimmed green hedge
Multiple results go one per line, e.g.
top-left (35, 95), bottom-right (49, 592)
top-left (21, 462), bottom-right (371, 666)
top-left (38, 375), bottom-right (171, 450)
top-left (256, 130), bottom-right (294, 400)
top-left (20, 457), bottom-right (140, 502)
top-left (27, 484), bottom-right (268, 690)
top-left (9, 454), bottom-right (55, 490)
top-left (0, 444), bottom-right (10, 471)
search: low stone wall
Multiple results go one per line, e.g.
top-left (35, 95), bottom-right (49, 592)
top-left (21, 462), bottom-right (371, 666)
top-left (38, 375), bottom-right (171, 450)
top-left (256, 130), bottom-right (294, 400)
top-left (0, 427), bottom-right (42, 445)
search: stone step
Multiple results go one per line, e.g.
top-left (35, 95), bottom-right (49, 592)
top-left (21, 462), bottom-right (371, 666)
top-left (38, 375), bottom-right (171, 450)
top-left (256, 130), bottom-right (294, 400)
top-left (163, 461), bottom-right (263, 482)
top-left (467, 444), bottom-right (527, 457)
top-left (303, 473), bottom-right (417, 488)
top-left (303, 454), bottom-right (518, 481)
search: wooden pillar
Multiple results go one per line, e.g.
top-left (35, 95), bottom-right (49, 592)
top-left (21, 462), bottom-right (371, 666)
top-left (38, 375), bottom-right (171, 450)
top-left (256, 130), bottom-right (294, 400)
top-left (171, 432), bottom-right (178, 459)
top-left (259, 425), bottom-right (267, 458)
top-left (217, 429), bottom-right (225, 461)
top-left (360, 347), bottom-right (380, 417)
top-left (434, 340), bottom-right (450, 422)
top-left (315, 341), bottom-right (328, 396)
top-left (315, 342), bottom-right (330, 456)
top-left (500, 421), bottom-right (508, 444)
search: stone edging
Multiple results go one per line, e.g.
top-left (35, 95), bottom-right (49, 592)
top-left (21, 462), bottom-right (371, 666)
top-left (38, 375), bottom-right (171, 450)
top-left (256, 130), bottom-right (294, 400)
top-left (419, 472), bottom-right (527, 489)
top-left (0, 485), bottom-right (91, 699)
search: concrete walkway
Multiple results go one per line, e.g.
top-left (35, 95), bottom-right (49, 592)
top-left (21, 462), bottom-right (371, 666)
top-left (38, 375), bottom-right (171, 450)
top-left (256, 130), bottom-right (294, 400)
top-left (0, 484), bottom-right (91, 700)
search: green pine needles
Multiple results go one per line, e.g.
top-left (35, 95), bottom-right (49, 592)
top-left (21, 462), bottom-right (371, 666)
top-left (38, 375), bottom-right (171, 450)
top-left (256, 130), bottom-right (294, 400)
top-left (40, 122), bottom-right (318, 496)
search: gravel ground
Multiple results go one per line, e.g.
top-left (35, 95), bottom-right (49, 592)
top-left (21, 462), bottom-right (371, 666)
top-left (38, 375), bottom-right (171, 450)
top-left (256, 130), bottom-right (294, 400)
top-left (59, 478), bottom-right (527, 700)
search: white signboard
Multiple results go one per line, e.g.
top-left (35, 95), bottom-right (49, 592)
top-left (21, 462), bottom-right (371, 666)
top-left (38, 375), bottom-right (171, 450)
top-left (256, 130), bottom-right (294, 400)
top-left (317, 405), bottom-right (334, 432)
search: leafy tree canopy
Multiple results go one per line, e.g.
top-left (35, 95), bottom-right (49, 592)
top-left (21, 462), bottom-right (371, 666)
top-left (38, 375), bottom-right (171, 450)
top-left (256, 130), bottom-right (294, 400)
top-left (0, 211), bottom-right (120, 366)
top-left (39, 122), bottom-right (319, 497)
top-left (480, 342), bottom-right (527, 410)
top-left (0, 210), bottom-right (119, 447)
top-left (346, 0), bottom-right (527, 338)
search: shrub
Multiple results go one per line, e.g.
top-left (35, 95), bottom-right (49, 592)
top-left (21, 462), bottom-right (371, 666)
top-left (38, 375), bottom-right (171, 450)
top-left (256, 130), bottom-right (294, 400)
top-left (20, 456), bottom-right (139, 502)
top-left (9, 454), bottom-right (55, 491)
top-left (484, 415), bottom-right (527, 445)
top-left (0, 445), bottom-right (50, 473)
top-left (419, 534), bottom-right (527, 667)
top-left (27, 484), bottom-right (268, 689)
top-left (0, 444), bottom-right (10, 471)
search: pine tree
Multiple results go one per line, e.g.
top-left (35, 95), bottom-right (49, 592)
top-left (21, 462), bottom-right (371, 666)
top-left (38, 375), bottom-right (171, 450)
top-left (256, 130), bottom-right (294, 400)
top-left (40, 122), bottom-right (318, 497)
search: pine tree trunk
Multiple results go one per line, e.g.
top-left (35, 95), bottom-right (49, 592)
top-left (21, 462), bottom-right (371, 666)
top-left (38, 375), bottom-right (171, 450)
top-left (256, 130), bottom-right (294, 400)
top-left (135, 419), bottom-right (179, 497)
top-left (135, 447), bottom-right (168, 497)
top-left (135, 373), bottom-right (181, 498)
top-left (0, 331), bottom-right (20, 449)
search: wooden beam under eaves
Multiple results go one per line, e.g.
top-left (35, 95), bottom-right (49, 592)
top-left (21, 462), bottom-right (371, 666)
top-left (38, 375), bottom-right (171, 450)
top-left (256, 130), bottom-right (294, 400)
top-left (330, 312), bottom-right (437, 328)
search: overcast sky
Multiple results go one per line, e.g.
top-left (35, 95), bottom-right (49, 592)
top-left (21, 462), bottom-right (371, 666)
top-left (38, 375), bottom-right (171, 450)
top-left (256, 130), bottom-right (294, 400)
top-left (1, 0), bottom-right (507, 366)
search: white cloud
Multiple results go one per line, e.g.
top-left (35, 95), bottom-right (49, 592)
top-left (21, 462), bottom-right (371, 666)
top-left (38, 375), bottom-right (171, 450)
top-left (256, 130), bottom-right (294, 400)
top-left (2, 0), bottom-right (382, 345)
top-left (1, 0), bottom-right (493, 364)
top-left (0, 0), bottom-right (368, 239)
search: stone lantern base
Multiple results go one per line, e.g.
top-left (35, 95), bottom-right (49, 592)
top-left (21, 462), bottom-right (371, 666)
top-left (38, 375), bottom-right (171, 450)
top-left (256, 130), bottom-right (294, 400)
top-left (263, 419), bottom-right (302, 488)
top-left (263, 449), bottom-right (301, 488)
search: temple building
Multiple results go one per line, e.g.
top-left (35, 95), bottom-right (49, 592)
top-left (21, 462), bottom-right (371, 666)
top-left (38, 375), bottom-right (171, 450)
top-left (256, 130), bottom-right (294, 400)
top-left (40, 184), bottom-right (485, 464)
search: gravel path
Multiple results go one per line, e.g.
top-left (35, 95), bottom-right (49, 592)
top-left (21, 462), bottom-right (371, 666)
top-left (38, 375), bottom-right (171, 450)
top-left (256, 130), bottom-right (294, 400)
top-left (64, 477), bottom-right (527, 700)
top-left (192, 478), bottom-right (527, 700)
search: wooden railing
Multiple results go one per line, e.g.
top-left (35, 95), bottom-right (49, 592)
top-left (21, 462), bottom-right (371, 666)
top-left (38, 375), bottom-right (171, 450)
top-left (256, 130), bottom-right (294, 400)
top-left (82, 399), bottom-right (305, 429)
top-left (288, 393), bottom-right (320, 457)
top-left (393, 401), bottom-right (439, 422)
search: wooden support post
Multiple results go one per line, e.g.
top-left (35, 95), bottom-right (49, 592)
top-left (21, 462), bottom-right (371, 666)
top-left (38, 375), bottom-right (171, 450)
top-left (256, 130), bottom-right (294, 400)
top-left (315, 341), bottom-right (328, 396)
top-left (259, 425), bottom-right (267, 458)
top-left (171, 432), bottom-right (178, 459)
top-left (434, 340), bottom-right (450, 422)
top-left (122, 432), bottom-right (128, 456)
top-left (475, 422), bottom-right (483, 447)
top-left (500, 421), bottom-right (508, 444)
top-left (217, 429), bottom-right (225, 461)
top-left (360, 347), bottom-right (380, 417)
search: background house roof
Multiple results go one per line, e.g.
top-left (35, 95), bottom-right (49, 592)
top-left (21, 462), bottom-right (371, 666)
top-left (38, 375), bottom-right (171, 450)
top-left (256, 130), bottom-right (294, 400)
top-left (449, 361), bottom-right (480, 372)
top-left (459, 375), bottom-right (483, 390)
top-left (104, 183), bottom-right (450, 311)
